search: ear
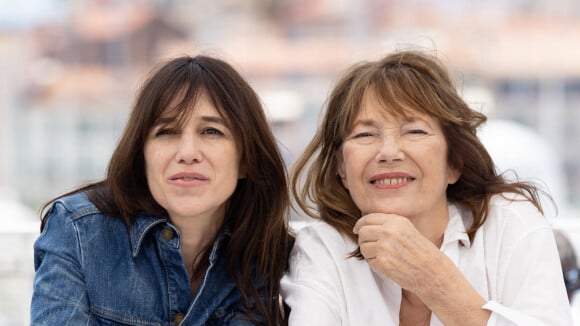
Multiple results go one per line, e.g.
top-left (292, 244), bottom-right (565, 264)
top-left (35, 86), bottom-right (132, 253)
top-left (446, 158), bottom-right (462, 185)
top-left (447, 167), bottom-right (461, 185)
top-left (336, 151), bottom-right (348, 189)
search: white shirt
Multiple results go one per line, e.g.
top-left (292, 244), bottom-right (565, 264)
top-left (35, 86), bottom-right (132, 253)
top-left (281, 196), bottom-right (573, 325)
top-left (571, 293), bottom-right (580, 325)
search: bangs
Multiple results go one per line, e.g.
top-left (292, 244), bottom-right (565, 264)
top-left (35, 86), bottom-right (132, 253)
top-left (155, 85), bottom-right (202, 128)
top-left (146, 58), bottom-right (236, 134)
top-left (153, 82), bottom-right (232, 132)
top-left (368, 82), bottom-right (415, 120)
top-left (370, 64), bottom-right (444, 120)
top-left (339, 67), bottom-right (427, 138)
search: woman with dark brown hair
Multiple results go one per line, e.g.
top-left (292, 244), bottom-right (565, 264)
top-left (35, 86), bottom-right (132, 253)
top-left (281, 50), bottom-right (572, 325)
top-left (31, 55), bottom-right (292, 325)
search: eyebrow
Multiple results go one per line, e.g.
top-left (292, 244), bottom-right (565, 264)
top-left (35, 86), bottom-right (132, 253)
top-left (201, 115), bottom-right (228, 126)
top-left (402, 115), bottom-right (433, 128)
top-left (351, 118), bottom-right (379, 128)
top-left (350, 114), bottom-right (433, 130)
top-left (154, 114), bottom-right (228, 127)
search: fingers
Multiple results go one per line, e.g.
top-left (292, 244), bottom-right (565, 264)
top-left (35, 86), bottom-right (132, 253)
top-left (354, 212), bottom-right (412, 232)
top-left (353, 213), bottom-right (396, 234)
top-left (354, 213), bottom-right (415, 261)
top-left (359, 241), bottom-right (377, 259)
top-left (356, 224), bottom-right (383, 243)
top-left (354, 214), bottom-right (396, 261)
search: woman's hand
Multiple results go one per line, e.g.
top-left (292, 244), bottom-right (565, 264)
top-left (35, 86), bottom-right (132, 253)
top-left (353, 213), bottom-right (444, 295)
top-left (353, 213), bottom-right (490, 326)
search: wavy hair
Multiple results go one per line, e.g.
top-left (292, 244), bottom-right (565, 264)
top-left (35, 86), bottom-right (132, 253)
top-left (291, 50), bottom-right (545, 246)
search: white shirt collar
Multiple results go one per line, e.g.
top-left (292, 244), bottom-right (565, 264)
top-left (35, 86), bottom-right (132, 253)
top-left (442, 202), bottom-right (471, 249)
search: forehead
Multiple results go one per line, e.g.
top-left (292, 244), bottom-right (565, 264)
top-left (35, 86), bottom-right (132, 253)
top-left (353, 91), bottom-right (430, 124)
top-left (157, 89), bottom-right (229, 125)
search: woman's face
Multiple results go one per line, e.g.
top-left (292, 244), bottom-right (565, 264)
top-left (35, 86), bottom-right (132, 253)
top-left (337, 93), bottom-right (460, 221)
top-left (144, 91), bottom-right (243, 222)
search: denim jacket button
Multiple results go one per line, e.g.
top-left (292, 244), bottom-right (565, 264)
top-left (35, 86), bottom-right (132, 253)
top-left (173, 312), bottom-right (185, 325)
top-left (162, 227), bottom-right (174, 240)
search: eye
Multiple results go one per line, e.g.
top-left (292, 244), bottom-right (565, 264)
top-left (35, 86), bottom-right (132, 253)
top-left (346, 129), bottom-right (379, 145)
top-left (202, 127), bottom-right (225, 136)
top-left (154, 128), bottom-right (177, 137)
top-left (347, 126), bottom-right (378, 140)
top-left (353, 131), bottom-right (375, 138)
top-left (407, 129), bottom-right (428, 135)
top-left (401, 120), bottom-right (431, 137)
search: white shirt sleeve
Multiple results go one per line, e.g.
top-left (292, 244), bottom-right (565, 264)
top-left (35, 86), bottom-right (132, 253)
top-left (482, 219), bottom-right (573, 325)
top-left (281, 223), bottom-right (345, 326)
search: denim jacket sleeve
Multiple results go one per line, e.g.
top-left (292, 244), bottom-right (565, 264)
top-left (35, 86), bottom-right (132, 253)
top-left (30, 201), bottom-right (91, 325)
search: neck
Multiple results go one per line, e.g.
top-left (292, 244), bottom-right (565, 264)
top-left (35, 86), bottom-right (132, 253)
top-left (170, 209), bottom-right (225, 271)
top-left (408, 200), bottom-right (449, 247)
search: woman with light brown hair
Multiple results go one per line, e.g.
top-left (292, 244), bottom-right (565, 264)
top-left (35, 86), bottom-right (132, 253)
top-left (281, 50), bottom-right (572, 325)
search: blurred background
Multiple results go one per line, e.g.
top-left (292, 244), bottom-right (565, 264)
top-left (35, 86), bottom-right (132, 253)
top-left (1, 0), bottom-right (580, 325)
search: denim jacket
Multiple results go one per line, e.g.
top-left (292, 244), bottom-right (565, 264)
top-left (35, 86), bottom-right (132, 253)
top-left (31, 192), bottom-right (268, 325)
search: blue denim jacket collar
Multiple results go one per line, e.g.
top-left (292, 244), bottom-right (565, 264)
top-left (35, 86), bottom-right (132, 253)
top-left (129, 214), bottom-right (166, 257)
top-left (128, 213), bottom-right (233, 262)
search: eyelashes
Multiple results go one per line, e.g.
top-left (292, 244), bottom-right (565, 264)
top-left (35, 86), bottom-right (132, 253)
top-left (152, 126), bottom-right (227, 138)
top-left (202, 127), bottom-right (225, 136)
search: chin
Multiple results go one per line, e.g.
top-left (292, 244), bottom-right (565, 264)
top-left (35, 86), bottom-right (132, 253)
top-left (374, 207), bottom-right (410, 216)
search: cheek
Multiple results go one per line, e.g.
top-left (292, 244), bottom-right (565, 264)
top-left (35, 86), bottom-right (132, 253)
top-left (143, 147), bottom-right (152, 177)
top-left (143, 157), bottom-right (157, 192)
top-left (143, 145), bottom-right (166, 183)
top-left (218, 147), bottom-right (243, 179)
top-left (143, 142), bottom-right (155, 166)
top-left (143, 148), bottom-right (157, 173)
top-left (423, 146), bottom-right (453, 182)
top-left (340, 154), bottom-right (366, 191)
top-left (340, 146), bottom-right (362, 176)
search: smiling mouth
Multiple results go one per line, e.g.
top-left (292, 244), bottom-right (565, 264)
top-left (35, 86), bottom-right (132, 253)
top-left (371, 177), bottom-right (414, 185)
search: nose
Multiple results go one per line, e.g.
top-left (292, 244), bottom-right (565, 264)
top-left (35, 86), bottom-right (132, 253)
top-left (176, 134), bottom-right (202, 164)
top-left (375, 132), bottom-right (405, 163)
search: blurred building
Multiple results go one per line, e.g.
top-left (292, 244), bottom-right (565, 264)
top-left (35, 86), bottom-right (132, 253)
top-left (1, 0), bottom-right (580, 212)
top-left (3, 2), bottom-right (190, 207)
top-left (2, 1), bottom-right (580, 325)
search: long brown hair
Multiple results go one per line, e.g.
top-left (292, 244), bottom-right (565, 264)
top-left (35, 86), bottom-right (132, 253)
top-left (41, 55), bottom-right (292, 324)
top-left (292, 50), bottom-right (546, 245)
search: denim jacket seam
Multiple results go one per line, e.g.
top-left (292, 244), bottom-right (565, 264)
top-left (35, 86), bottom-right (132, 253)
top-left (188, 247), bottom-right (218, 313)
top-left (158, 236), bottom-right (176, 319)
top-left (91, 305), bottom-right (164, 326)
top-left (67, 207), bottom-right (102, 221)
top-left (50, 201), bottom-right (87, 273)
top-left (184, 233), bottom-right (226, 322)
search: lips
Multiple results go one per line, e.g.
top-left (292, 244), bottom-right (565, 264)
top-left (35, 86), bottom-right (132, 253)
top-left (169, 172), bottom-right (209, 181)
